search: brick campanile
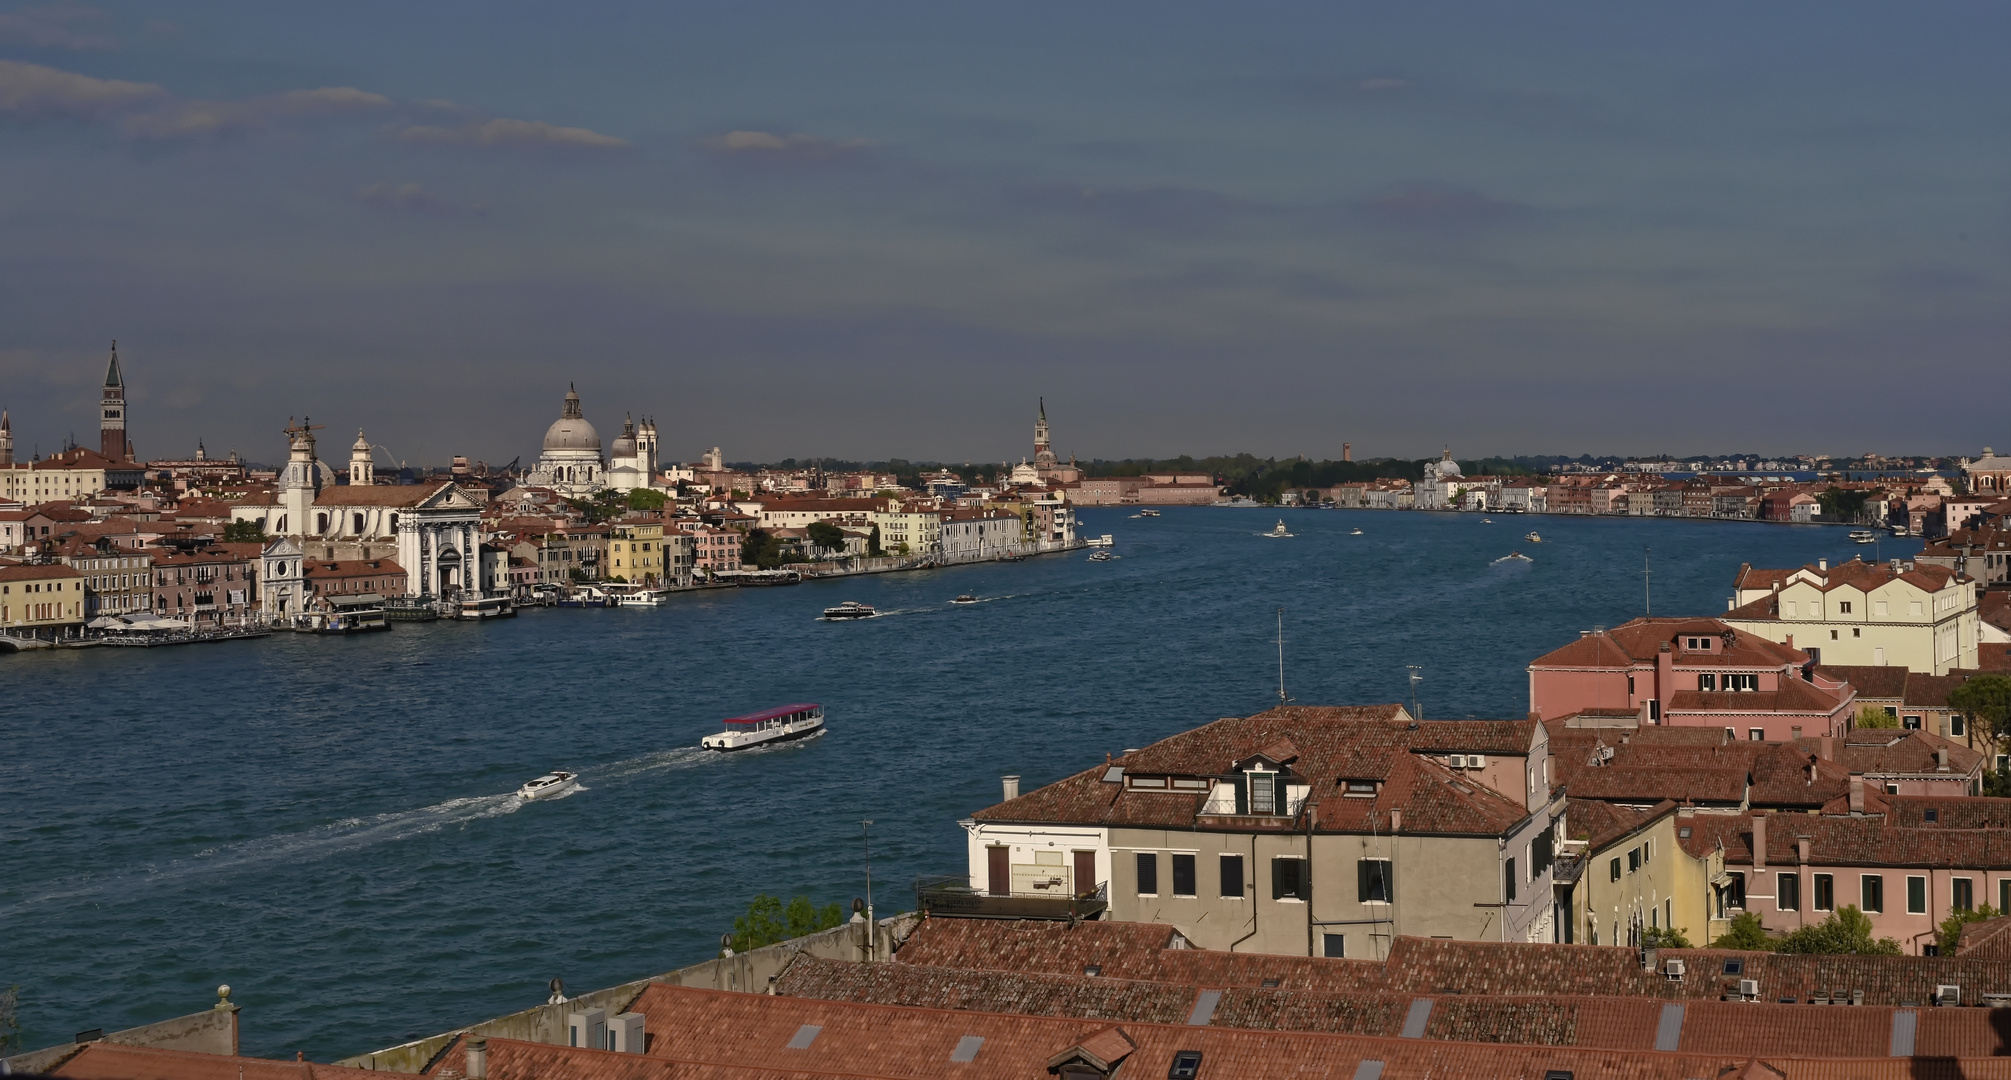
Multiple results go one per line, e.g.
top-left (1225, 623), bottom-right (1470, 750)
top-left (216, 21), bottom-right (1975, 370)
top-left (101, 340), bottom-right (130, 461)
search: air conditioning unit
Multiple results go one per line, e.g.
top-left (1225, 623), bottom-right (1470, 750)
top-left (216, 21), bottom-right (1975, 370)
top-left (1936, 984), bottom-right (1960, 1007)
top-left (1663, 958), bottom-right (1686, 980)
top-left (1448, 755), bottom-right (1468, 768)
top-left (1738, 979), bottom-right (1759, 1000)
top-left (1469, 755), bottom-right (1487, 768)
top-left (567, 1009), bottom-right (607, 1050)
top-left (609, 1012), bottom-right (645, 1053)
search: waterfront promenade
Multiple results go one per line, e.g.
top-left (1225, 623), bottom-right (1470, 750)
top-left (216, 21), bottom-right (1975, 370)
top-left (0, 508), bottom-right (1921, 1059)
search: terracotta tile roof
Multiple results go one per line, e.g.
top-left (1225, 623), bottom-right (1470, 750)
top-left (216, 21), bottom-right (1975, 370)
top-left (1529, 618), bottom-right (1808, 671)
top-left (776, 956), bottom-right (1197, 1022)
top-left (1806, 730), bottom-right (1983, 778)
top-left (1679, 811), bottom-right (2011, 870)
top-left (1956, 914), bottom-right (2011, 958)
top-left (0, 563), bottom-right (83, 581)
top-left (52, 1044), bottom-right (377, 1080)
top-left (1567, 798), bottom-right (1678, 849)
top-left (1981, 591), bottom-right (2011, 635)
top-left (312, 482), bottom-right (456, 508)
top-left (1548, 723), bottom-right (1732, 748)
top-left (892, 918), bottom-right (1385, 990)
top-left (1552, 738), bottom-right (1756, 806)
top-left (1746, 744), bottom-right (1853, 808)
top-left (1666, 678), bottom-right (1849, 718)
top-left (1815, 664), bottom-right (1910, 699)
top-left (1980, 643), bottom-right (2011, 672)
top-left (1881, 796), bottom-right (2011, 830)
top-left (1904, 673), bottom-right (1971, 709)
top-left (972, 707), bottom-right (1538, 837)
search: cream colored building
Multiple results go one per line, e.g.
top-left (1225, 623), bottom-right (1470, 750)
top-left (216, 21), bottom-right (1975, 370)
top-left (0, 448), bottom-right (123, 504)
top-left (1569, 800), bottom-right (1726, 948)
top-left (873, 509), bottom-right (941, 556)
top-left (1727, 557), bottom-right (1979, 674)
top-left (1, 563), bottom-right (86, 635)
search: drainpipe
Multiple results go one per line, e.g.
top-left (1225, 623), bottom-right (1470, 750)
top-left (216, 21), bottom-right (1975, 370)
top-left (1229, 832), bottom-right (1259, 953)
top-left (1304, 798), bottom-right (1317, 958)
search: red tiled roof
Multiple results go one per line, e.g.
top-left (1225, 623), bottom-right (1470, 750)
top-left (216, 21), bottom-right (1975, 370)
top-left (314, 482), bottom-right (457, 508)
top-left (1815, 664), bottom-right (1910, 699)
top-left (0, 563), bottom-right (83, 581)
top-left (1529, 618), bottom-right (1808, 671)
top-left (1680, 811), bottom-right (2011, 870)
top-left (1567, 798), bottom-right (1678, 849)
top-left (52, 1044), bottom-right (376, 1080)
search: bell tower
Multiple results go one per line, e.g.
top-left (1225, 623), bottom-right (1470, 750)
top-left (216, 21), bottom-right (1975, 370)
top-left (0, 409), bottom-right (12, 467)
top-left (101, 341), bottom-right (130, 461)
top-left (350, 430), bottom-right (374, 485)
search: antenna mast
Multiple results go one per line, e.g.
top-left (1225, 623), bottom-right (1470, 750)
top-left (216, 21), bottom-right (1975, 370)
top-left (1644, 545), bottom-right (1652, 616)
top-left (1407, 665), bottom-right (1423, 721)
top-left (1275, 607), bottom-right (1288, 705)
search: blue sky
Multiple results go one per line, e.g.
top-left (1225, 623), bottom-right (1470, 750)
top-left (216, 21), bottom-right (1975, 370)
top-left (1, 3), bottom-right (2005, 467)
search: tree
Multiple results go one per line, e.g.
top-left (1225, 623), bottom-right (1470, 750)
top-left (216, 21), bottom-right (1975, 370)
top-left (1640, 925), bottom-right (1692, 948)
top-left (725, 893), bottom-right (844, 954)
top-left (1856, 704), bottom-right (1900, 729)
top-left (1949, 675), bottom-right (2011, 745)
top-left (806, 521), bottom-right (846, 554)
top-left (1776, 906), bottom-right (1902, 955)
top-left (1710, 911), bottom-right (1773, 951)
top-left (626, 488), bottom-right (667, 511)
top-left (1817, 486), bottom-right (1871, 523)
top-left (221, 519), bottom-right (266, 543)
top-left (1937, 903), bottom-right (2002, 954)
top-left (867, 525), bottom-right (883, 557)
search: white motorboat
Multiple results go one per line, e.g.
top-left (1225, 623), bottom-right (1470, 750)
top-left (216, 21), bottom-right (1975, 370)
top-left (1084, 534), bottom-right (1115, 547)
top-left (702, 703), bottom-right (825, 752)
top-left (1482, 517), bottom-right (1494, 523)
top-left (516, 771), bottom-right (578, 800)
top-left (1260, 519), bottom-right (1294, 538)
top-left (821, 601), bottom-right (879, 620)
top-left (1138, 509), bottom-right (1161, 517)
top-left (1524, 532), bottom-right (1543, 543)
top-left (950, 594), bottom-right (980, 605)
top-left (1088, 550), bottom-right (1116, 562)
top-left (615, 587), bottom-right (672, 606)
top-left (1350, 527), bottom-right (1363, 536)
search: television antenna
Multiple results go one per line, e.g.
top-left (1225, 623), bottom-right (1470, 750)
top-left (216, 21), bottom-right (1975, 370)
top-left (1274, 607), bottom-right (1290, 705)
top-left (861, 819), bottom-right (875, 956)
top-left (1407, 665), bottom-right (1424, 721)
top-left (1643, 545), bottom-right (1652, 616)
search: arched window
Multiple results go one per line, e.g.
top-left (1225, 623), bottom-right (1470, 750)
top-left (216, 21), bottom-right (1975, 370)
top-left (316, 512), bottom-right (329, 534)
top-left (276, 514), bottom-right (287, 533)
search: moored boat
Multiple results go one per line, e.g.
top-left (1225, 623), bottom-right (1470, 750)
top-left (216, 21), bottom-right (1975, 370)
top-left (702, 703), bottom-right (825, 751)
top-left (1084, 534), bottom-right (1115, 547)
top-left (1524, 532), bottom-right (1543, 543)
top-left (1138, 509), bottom-right (1161, 517)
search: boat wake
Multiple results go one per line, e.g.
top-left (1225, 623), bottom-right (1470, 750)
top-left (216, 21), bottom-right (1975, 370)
top-left (594, 746), bottom-right (715, 780)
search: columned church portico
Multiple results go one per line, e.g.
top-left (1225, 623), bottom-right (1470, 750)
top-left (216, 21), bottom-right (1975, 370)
top-left (393, 487), bottom-right (487, 599)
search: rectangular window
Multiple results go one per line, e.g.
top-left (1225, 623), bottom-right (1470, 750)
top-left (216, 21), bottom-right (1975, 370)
top-left (1358, 859), bottom-right (1393, 903)
top-left (1628, 847), bottom-right (1641, 873)
top-left (1813, 873), bottom-right (1834, 912)
top-left (1136, 852), bottom-right (1158, 896)
top-left (1840, 601), bottom-right (1852, 613)
top-left (1609, 857), bottom-right (1621, 882)
top-left (1727, 872), bottom-right (1746, 910)
top-left (2001, 879), bottom-right (2010, 915)
top-left (1171, 854), bottom-right (1196, 897)
top-left (1220, 855), bottom-right (1244, 898)
top-left (1908, 876), bottom-right (1927, 914)
top-left (1249, 772), bottom-right (1276, 814)
top-left (1322, 933), bottom-right (1345, 958)
top-left (1750, 729), bottom-right (1765, 742)
top-left (1862, 874), bottom-right (1883, 913)
top-left (1273, 857), bottom-right (1308, 901)
top-left (1777, 872), bottom-right (1800, 911)
top-left (1954, 878), bottom-right (1974, 913)
top-left (1698, 673), bottom-right (1717, 691)
top-left (1725, 674), bottom-right (1758, 692)
top-left (1505, 857), bottom-right (1518, 902)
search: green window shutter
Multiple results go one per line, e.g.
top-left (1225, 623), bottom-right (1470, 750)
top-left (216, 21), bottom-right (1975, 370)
top-left (1234, 775), bottom-right (1248, 815)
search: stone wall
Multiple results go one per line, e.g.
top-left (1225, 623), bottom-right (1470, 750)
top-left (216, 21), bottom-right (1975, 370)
top-left (3, 1003), bottom-right (237, 1074)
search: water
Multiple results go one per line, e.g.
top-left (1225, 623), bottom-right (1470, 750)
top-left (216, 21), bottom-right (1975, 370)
top-left (0, 508), bottom-right (1917, 1058)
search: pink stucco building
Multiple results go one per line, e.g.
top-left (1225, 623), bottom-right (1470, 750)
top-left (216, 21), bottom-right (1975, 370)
top-left (1528, 617), bottom-right (1855, 741)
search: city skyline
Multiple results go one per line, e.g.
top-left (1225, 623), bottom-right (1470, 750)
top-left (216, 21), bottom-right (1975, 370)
top-left (3, 4), bottom-right (2008, 462)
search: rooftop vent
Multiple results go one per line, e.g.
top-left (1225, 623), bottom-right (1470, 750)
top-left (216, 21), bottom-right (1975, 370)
top-left (1002, 775), bottom-right (1020, 800)
top-left (1083, 965), bottom-right (1102, 977)
top-left (950, 1035), bottom-right (984, 1064)
top-left (785, 1023), bottom-right (821, 1050)
top-left (464, 1036), bottom-right (487, 1079)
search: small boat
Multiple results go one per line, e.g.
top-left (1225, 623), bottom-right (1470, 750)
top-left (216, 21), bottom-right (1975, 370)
top-left (516, 771), bottom-right (578, 800)
top-left (615, 588), bottom-right (672, 606)
top-left (1085, 534), bottom-right (1115, 547)
top-left (1138, 509), bottom-right (1161, 517)
top-left (1088, 550), bottom-right (1116, 562)
top-left (1260, 520), bottom-right (1294, 538)
top-left (1524, 532), bottom-right (1542, 543)
top-left (1349, 527), bottom-right (1363, 536)
top-left (950, 594), bottom-right (980, 605)
top-left (1482, 517), bottom-right (1494, 523)
top-left (821, 601), bottom-right (879, 620)
top-left (702, 703), bottom-right (825, 752)
top-left (1494, 551), bottom-right (1533, 564)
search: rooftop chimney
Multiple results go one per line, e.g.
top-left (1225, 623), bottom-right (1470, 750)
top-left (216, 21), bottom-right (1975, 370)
top-left (1819, 559), bottom-right (1828, 572)
top-left (1849, 774), bottom-right (1865, 814)
top-left (1938, 748), bottom-right (1950, 772)
top-left (1820, 736), bottom-right (1835, 761)
top-left (1002, 775), bottom-right (1021, 800)
top-left (1797, 837), bottom-right (1810, 865)
top-left (1752, 815), bottom-right (1767, 871)
top-left (465, 1036), bottom-right (488, 1080)
top-left (1389, 808), bottom-right (1403, 833)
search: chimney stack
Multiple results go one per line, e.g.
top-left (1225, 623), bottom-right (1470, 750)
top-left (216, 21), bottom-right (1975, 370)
top-left (465, 1036), bottom-right (488, 1080)
top-left (1797, 837), bottom-right (1810, 865)
top-left (1820, 736), bottom-right (1835, 761)
top-left (1389, 808), bottom-right (1403, 833)
top-left (1819, 559), bottom-right (1827, 572)
top-left (1849, 774), bottom-right (1865, 814)
top-left (1938, 747), bottom-right (1950, 772)
top-left (1752, 815), bottom-right (1767, 871)
top-left (1002, 775), bottom-right (1021, 800)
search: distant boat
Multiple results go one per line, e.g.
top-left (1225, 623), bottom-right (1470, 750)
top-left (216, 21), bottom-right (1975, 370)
top-left (1088, 550), bottom-right (1116, 562)
top-left (1138, 509), bottom-right (1161, 517)
top-left (950, 594), bottom-right (979, 605)
top-left (1482, 517), bottom-right (1494, 523)
top-left (1494, 552), bottom-right (1533, 564)
top-left (820, 601), bottom-right (879, 620)
top-left (1524, 532), bottom-right (1542, 543)
top-left (1260, 520), bottom-right (1294, 538)
top-left (702, 704), bottom-right (825, 752)
top-left (1350, 527), bottom-right (1363, 536)
top-left (516, 771), bottom-right (578, 801)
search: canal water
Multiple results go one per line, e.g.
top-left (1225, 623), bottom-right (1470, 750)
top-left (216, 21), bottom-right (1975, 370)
top-left (0, 508), bottom-right (1918, 1058)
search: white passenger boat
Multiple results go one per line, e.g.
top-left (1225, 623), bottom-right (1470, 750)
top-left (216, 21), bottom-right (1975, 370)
top-left (516, 771), bottom-right (578, 800)
top-left (1138, 509), bottom-right (1161, 517)
top-left (1494, 551), bottom-right (1533, 564)
top-left (950, 594), bottom-right (980, 605)
top-left (1084, 534), bottom-right (1116, 547)
top-left (1088, 550), bottom-right (1116, 562)
top-left (820, 601), bottom-right (879, 620)
top-left (614, 587), bottom-right (672, 606)
top-left (1260, 520), bottom-right (1294, 538)
top-left (702, 703), bottom-right (825, 752)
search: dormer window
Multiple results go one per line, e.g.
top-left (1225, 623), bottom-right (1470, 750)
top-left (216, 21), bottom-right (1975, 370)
top-left (1342, 779), bottom-right (1378, 797)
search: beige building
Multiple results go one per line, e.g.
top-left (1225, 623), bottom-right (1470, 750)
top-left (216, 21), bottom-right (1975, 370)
top-left (0, 563), bottom-right (86, 636)
top-left (0, 447), bottom-right (138, 504)
top-left (873, 509), bottom-right (941, 556)
top-left (1569, 799), bottom-right (1726, 948)
top-left (1727, 556), bottom-right (1980, 674)
top-left (966, 705), bottom-right (1568, 959)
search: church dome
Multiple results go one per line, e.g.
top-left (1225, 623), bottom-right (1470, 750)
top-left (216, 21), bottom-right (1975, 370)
top-left (609, 414), bottom-right (637, 460)
top-left (543, 386), bottom-right (601, 452)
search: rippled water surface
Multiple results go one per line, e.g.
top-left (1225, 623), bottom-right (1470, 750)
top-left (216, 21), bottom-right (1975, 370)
top-left (0, 508), bottom-right (1917, 1057)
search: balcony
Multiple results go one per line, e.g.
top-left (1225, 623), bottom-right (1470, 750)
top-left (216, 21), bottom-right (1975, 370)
top-left (914, 874), bottom-right (1109, 921)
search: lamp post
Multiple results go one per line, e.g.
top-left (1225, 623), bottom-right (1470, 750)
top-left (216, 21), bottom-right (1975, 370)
top-left (862, 818), bottom-right (875, 959)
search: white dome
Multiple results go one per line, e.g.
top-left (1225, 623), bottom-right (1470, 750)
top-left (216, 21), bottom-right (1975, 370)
top-left (543, 386), bottom-right (601, 452)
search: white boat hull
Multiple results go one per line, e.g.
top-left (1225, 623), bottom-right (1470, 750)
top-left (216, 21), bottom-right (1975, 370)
top-left (702, 716), bottom-right (825, 751)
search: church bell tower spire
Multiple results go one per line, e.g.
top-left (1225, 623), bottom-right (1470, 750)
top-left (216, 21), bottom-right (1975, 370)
top-left (101, 340), bottom-right (130, 461)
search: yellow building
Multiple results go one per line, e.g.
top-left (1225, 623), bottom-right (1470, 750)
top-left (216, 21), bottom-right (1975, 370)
top-left (0, 563), bottom-right (87, 635)
top-left (608, 518), bottom-right (664, 585)
top-left (1728, 557), bottom-right (1980, 674)
top-left (1569, 800), bottom-right (1725, 947)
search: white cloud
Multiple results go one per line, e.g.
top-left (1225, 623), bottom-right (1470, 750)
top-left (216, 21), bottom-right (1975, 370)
top-left (398, 117), bottom-right (627, 150)
top-left (0, 57), bottom-right (160, 118)
top-left (704, 129), bottom-right (871, 161)
top-left (117, 85), bottom-right (392, 141)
